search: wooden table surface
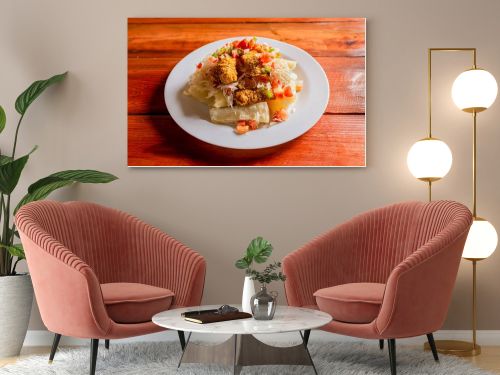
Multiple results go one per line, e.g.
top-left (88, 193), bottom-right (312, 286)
top-left (128, 18), bottom-right (366, 166)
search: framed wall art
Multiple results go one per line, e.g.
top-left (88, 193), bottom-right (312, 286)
top-left (128, 18), bottom-right (366, 167)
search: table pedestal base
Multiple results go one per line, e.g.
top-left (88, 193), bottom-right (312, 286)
top-left (178, 332), bottom-right (317, 374)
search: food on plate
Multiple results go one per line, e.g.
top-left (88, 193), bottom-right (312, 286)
top-left (184, 37), bottom-right (303, 134)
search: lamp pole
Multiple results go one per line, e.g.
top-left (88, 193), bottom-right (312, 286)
top-left (423, 48), bottom-right (483, 357)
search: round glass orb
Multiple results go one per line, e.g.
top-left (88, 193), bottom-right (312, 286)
top-left (407, 138), bottom-right (453, 181)
top-left (452, 69), bottom-right (498, 112)
top-left (462, 218), bottom-right (498, 259)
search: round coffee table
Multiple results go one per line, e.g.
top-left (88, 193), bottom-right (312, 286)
top-left (153, 305), bottom-right (332, 374)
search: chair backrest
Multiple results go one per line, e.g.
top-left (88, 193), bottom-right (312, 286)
top-left (342, 200), bottom-right (469, 284)
top-left (15, 200), bottom-right (140, 284)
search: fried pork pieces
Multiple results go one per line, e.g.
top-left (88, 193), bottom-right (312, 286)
top-left (212, 56), bottom-right (238, 85)
top-left (211, 51), bottom-right (268, 106)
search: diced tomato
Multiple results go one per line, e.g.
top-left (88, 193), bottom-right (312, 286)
top-left (273, 86), bottom-right (284, 98)
top-left (196, 62), bottom-right (202, 69)
top-left (272, 109), bottom-right (289, 122)
top-left (236, 124), bottom-right (250, 134)
top-left (237, 120), bottom-right (247, 127)
top-left (260, 53), bottom-right (272, 64)
top-left (237, 39), bottom-right (249, 49)
top-left (232, 40), bottom-right (239, 47)
top-left (271, 79), bottom-right (281, 88)
top-left (284, 86), bottom-right (294, 97)
top-left (247, 119), bottom-right (258, 130)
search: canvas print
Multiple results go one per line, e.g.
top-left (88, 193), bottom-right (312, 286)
top-left (128, 18), bottom-right (366, 166)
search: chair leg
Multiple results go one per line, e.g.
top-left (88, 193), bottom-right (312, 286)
top-left (105, 339), bottom-right (110, 350)
top-left (303, 329), bottom-right (311, 347)
top-left (177, 330), bottom-right (186, 350)
top-left (48, 333), bottom-right (62, 363)
top-left (388, 339), bottom-right (396, 375)
top-left (379, 339), bottom-right (384, 350)
top-left (426, 333), bottom-right (439, 362)
top-left (90, 339), bottom-right (99, 375)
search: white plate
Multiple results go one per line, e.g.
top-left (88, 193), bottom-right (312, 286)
top-left (164, 37), bottom-right (329, 150)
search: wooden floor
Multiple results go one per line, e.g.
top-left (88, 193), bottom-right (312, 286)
top-left (1, 345), bottom-right (500, 372)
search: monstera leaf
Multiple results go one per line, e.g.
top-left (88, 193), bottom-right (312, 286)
top-left (235, 237), bottom-right (274, 269)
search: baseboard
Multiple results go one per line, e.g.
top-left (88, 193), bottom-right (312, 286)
top-left (23, 329), bottom-right (500, 347)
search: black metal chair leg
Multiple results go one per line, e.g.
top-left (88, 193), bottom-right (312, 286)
top-left (90, 339), bottom-right (99, 375)
top-left (379, 339), bottom-right (384, 350)
top-left (388, 339), bottom-right (396, 375)
top-left (177, 330), bottom-right (186, 350)
top-left (105, 339), bottom-right (110, 350)
top-left (303, 329), bottom-right (311, 347)
top-left (48, 333), bottom-right (62, 363)
top-left (426, 333), bottom-right (439, 362)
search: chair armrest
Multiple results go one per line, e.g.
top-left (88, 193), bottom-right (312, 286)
top-left (18, 231), bottom-right (111, 339)
top-left (126, 220), bottom-right (206, 307)
top-left (283, 220), bottom-right (357, 307)
top-left (375, 227), bottom-right (470, 338)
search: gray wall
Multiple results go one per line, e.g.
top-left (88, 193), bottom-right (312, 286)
top-left (1, 0), bottom-right (499, 331)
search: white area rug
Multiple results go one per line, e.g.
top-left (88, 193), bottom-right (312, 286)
top-left (0, 341), bottom-right (494, 374)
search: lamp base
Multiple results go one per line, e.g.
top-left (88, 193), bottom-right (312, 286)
top-left (424, 340), bottom-right (481, 357)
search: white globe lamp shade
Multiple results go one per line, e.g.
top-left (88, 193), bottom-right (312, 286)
top-left (462, 218), bottom-right (498, 259)
top-left (452, 69), bottom-right (498, 113)
top-left (407, 138), bottom-right (453, 181)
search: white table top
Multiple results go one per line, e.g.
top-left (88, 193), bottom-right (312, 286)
top-left (152, 305), bottom-right (332, 335)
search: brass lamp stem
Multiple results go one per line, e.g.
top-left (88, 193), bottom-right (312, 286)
top-left (428, 49), bottom-right (432, 138)
top-left (472, 111), bottom-right (477, 217)
top-left (472, 260), bottom-right (478, 349)
top-left (428, 180), bottom-right (432, 202)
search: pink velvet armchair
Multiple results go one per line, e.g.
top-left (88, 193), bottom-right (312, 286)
top-left (283, 200), bottom-right (472, 375)
top-left (16, 200), bottom-right (206, 375)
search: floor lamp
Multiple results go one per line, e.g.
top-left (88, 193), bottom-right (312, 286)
top-left (407, 48), bottom-right (498, 356)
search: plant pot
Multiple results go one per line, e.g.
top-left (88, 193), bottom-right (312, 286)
top-left (241, 276), bottom-right (255, 313)
top-left (0, 274), bottom-right (33, 358)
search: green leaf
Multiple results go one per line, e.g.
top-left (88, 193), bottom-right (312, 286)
top-left (235, 258), bottom-right (250, 269)
top-left (0, 148), bottom-right (37, 194)
top-left (14, 169), bottom-right (117, 214)
top-left (0, 155), bottom-right (13, 166)
top-left (246, 237), bottom-right (273, 264)
top-left (15, 72), bottom-right (67, 115)
top-left (28, 170), bottom-right (117, 193)
top-left (0, 105), bottom-right (5, 134)
top-left (16, 180), bottom-right (73, 213)
top-left (0, 244), bottom-right (25, 259)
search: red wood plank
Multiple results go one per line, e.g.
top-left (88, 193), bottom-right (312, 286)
top-left (128, 20), bottom-right (365, 58)
top-left (128, 115), bottom-right (365, 167)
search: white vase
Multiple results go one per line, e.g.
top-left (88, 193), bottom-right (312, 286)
top-left (241, 276), bottom-right (255, 313)
top-left (0, 274), bottom-right (34, 358)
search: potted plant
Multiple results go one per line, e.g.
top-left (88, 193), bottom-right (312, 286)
top-left (235, 237), bottom-right (273, 313)
top-left (235, 237), bottom-right (286, 319)
top-left (0, 72), bottom-right (117, 358)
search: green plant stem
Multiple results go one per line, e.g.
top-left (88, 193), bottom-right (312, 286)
top-left (11, 114), bottom-right (24, 159)
top-left (0, 194), bottom-right (4, 275)
top-left (2, 195), bottom-right (11, 273)
top-left (11, 258), bottom-right (21, 275)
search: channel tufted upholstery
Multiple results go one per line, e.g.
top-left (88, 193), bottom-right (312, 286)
top-left (283, 200), bottom-right (472, 340)
top-left (15, 200), bottom-right (206, 340)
